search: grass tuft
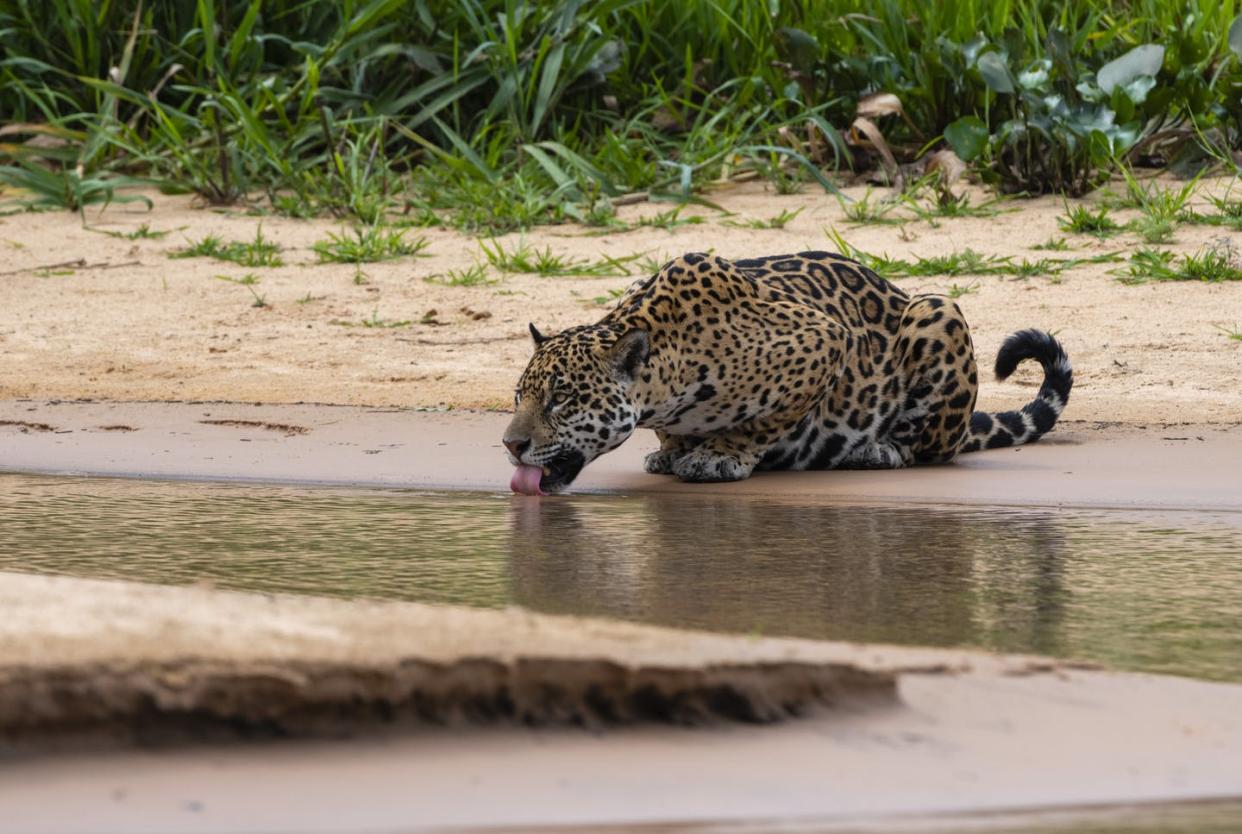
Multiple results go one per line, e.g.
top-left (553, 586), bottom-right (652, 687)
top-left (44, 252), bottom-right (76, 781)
top-left (1059, 204), bottom-right (1121, 238)
top-left (98, 223), bottom-right (170, 240)
top-left (172, 227), bottom-right (282, 268)
top-left (828, 227), bottom-right (1118, 280)
top-left (1213, 323), bottom-right (1242, 341)
top-left (723, 208), bottom-right (804, 229)
top-left (427, 264), bottom-right (495, 287)
top-left (1116, 244), bottom-right (1242, 285)
top-left (480, 238), bottom-right (640, 277)
top-left (946, 282), bottom-right (980, 298)
top-left (1032, 237), bottom-right (1072, 251)
top-left (215, 273), bottom-right (268, 308)
top-left (314, 225), bottom-right (429, 263)
top-left (839, 191), bottom-right (903, 226)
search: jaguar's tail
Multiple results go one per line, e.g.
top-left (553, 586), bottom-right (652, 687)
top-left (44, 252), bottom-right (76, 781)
top-left (960, 329), bottom-right (1072, 453)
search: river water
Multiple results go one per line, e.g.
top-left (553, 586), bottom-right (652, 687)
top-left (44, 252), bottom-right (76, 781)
top-left (2, 473), bottom-right (1239, 681)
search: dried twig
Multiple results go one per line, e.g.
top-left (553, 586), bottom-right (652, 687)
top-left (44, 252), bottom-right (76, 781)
top-left (396, 333), bottom-right (527, 346)
top-left (0, 259), bottom-right (141, 277)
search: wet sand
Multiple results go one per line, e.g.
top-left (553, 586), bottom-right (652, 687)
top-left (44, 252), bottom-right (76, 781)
top-left (3, 572), bottom-right (1242, 833)
top-left (2, 400), bottom-right (1242, 830)
top-left (2, 399), bottom-right (1239, 511)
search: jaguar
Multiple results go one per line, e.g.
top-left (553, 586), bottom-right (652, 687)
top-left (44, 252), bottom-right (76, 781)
top-left (504, 251), bottom-right (1072, 494)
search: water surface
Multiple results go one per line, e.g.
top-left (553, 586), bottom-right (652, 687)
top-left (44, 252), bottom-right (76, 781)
top-left (2, 474), bottom-right (1239, 681)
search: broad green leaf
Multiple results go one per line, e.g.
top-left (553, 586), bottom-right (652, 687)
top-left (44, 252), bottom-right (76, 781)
top-left (962, 35), bottom-right (988, 66)
top-left (1018, 61), bottom-right (1050, 91)
top-left (1122, 75), bottom-right (1157, 106)
top-left (774, 27), bottom-right (820, 73)
top-left (1097, 44), bottom-right (1164, 94)
top-left (1047, 28), bottom-right (1073, 80)
top-left (977, 51), bottom-right (1014, 94)
top-left (1230, 15), bottom-right (1242, 59)
top-left (944, 116), bottom-right (989, 161)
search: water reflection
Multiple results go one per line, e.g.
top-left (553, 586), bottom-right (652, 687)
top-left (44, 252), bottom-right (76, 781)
top-left (508, 495), bottom-right (1071, 653)
top-left (1, 474), bottom-right (1239, 681)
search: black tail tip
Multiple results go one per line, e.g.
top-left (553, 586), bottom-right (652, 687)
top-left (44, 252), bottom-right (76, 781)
top-left (994, 329), bottom-right (1070, 382)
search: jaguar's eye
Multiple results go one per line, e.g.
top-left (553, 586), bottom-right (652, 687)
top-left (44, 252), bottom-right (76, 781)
top-left (550, 391), bottom-right (570, 408)
top-left (514, 389), bottom-right (522, 407)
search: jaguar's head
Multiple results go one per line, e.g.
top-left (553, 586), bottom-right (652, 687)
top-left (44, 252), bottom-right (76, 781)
top-left (503, 322), bottom-right (649, 494)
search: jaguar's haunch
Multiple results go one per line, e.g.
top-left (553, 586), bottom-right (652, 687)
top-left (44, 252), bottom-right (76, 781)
top-left (503, 251), bottom-right (1072, 494)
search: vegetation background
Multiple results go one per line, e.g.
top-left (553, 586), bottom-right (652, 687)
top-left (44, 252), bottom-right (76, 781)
top-left (2, 0), bottom-right (1241, 230)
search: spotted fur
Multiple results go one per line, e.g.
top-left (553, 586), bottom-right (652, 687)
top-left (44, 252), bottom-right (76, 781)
top-left (503, 251), bottom-right (1072, 491)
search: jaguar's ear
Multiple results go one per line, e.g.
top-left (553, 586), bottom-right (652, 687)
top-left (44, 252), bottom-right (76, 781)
top-left (608, 328), bottom-right (650, 381)
top-left (529, 322), bottom-right (548, 348)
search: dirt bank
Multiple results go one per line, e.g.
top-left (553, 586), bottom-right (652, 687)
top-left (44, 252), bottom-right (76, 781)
top-left (1, 179), bottom-right (1240, 423)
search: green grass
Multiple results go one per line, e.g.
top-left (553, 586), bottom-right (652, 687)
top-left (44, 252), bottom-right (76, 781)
top-left (1214, 323), bottom-right (1242, 341)
top-left (902, 178), bottom-right (1003, 222)
top-left (827, 227), bottom-right (1120, 279)
top-left (479, 238), bottom-right (640, 277)
top-left (839, 191), bottom-right (904, 226)
top-left (1205, 195), bottom-right (1242, 219)
top-left (637, 253), bottom-right (669, 275)
top-left (631, 207), bottom-right (707, 231)
top-left (592, 288), bottom-right (628, 305)
top-left (946, 282), bottom-right (980, 298)
top-left (3, 1), bottom-right (1242, 226)
top-left (723, 208), bottom-right (804, 229)
top-left (1116, 245), bottom-right (1242, 284)
top-left (905, 196), bottom-right (1001, 223)
top-left (891, 249), bottom-right (1015, 278)
top-left (1059, 204), bottom-right (1123, 238)
top-left (1179, 195), bottom-right (1242, 230)
top-left (1113, 170), bottom-right (1199, 243)
top-left (426, 264), bottom-right (495, 287)
top-left (97, 223), bottom-right (170, 240)
top-left (215, 273), bottom-right (268, 308)
top-left (313, 225), bottom-right (429, 263)
top-left (1130, 217), bottom-right (1176, 244)
top-left (1032, 237), bottom-right (1072, 251)
top-left (172, 227), bottom-right (283, 267)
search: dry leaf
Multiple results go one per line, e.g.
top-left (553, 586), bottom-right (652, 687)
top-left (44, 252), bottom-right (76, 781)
top-left (856, 92), bottom-right (904, 119)
top-left (849, 116), bottom-right (902, 190)
top-left (925, 149), bottom-right (966, 189)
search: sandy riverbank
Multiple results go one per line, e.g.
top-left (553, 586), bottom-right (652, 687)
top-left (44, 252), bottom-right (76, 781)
top-left (3, 570), bottom-right (1242, 834)
top-left (4, 178), bottom-right (1242, 833)
top-left (2, 179), bottom-right (1240, 424)
top-left (2, 399), bottom-right (1239, 511)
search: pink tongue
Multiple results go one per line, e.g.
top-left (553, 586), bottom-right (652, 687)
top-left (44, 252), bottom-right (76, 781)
top-left (510, 464), bottom-right (546, 496)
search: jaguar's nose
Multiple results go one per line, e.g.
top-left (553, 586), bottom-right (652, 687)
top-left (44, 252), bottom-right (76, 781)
top-left (503, 437), bottom-right (531, 459)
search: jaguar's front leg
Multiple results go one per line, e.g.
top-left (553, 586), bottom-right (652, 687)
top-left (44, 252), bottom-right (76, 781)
top-left (671, 415), bottom-right (803, 483)
top-left (644, 431), bottom-right (703, 475)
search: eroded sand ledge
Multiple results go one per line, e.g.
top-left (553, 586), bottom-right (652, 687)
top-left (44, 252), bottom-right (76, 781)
top-left (0, 572), bottom-right (903, 738)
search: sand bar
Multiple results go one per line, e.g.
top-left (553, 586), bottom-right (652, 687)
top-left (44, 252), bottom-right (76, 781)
top-left (2, 398), bottom-right (1239, 511)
